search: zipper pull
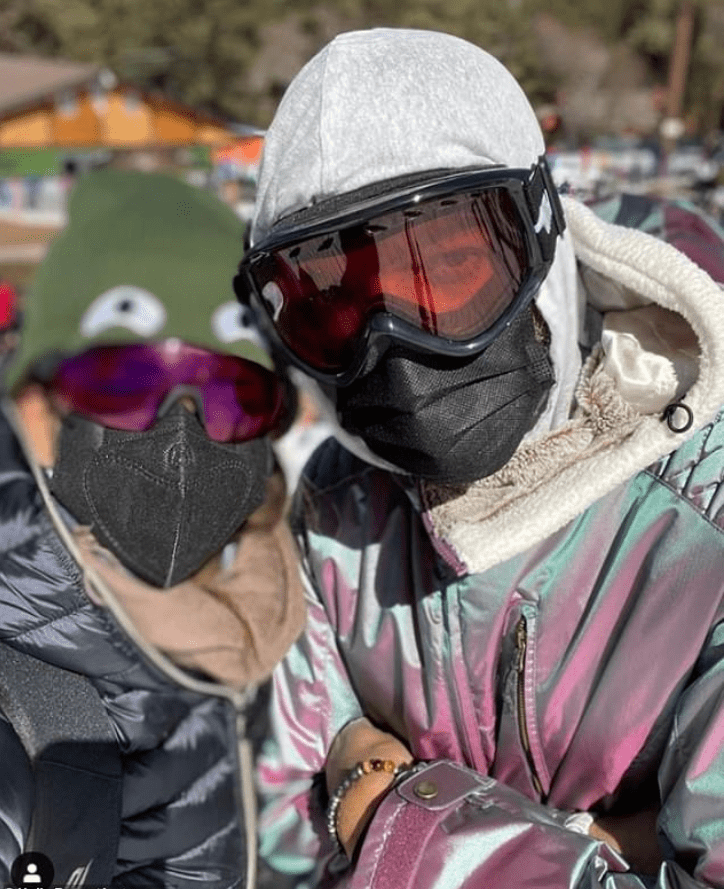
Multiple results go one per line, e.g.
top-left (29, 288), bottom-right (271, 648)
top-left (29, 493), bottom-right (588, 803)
top-left (516, 616), bottom-right (527, 672)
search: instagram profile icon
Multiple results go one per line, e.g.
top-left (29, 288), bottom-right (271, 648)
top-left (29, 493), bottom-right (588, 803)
top-left (9, 853), bottom-right (54, 889)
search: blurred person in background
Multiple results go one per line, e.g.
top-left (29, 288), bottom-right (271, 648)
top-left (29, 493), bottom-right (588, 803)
top-left (0, 278), bottom-right (20, 367)
top-left (236, 28), bottom-right (724, 889)
top-left (0, 169), bottom-right (304, 889)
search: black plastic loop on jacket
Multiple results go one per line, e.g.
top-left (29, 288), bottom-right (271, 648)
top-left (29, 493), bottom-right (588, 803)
top-left (663, 401), bottom-right (694, 433)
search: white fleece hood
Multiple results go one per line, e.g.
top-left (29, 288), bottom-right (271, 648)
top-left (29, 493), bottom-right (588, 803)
top-left (252, 28), bottom-right (582, 444)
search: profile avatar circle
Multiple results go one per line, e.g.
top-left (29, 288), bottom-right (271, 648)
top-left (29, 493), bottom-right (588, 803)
top-left (10, 853), bottom-right (53, 888)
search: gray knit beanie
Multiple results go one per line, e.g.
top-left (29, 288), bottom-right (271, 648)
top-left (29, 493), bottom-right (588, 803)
top-left (251, 28), bottom-right (545, 244)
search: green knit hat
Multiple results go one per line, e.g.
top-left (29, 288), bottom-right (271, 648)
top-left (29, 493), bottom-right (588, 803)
top-left (6, 168), bottom-right (268, 392)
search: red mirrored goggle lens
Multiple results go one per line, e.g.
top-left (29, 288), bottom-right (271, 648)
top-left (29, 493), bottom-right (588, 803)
top-left (249, 188), bottom-right (529, 374)
top-left (47, 342), bottom-right (289, 443)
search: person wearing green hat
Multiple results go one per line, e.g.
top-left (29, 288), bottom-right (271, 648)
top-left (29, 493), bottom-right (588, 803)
top-left (0, 169), bottom-right (305, 888)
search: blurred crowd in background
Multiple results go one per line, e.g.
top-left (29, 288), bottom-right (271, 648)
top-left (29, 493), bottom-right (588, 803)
top-left (2, 0), bottom-right (724, 480)
top-left (547, 133), bottom-right (724, 218)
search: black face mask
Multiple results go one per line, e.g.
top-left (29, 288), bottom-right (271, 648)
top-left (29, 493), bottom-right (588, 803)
top-left (51, 403), bottom-right (272, 587)
top-left (335, 307), bottom-right (555, 485)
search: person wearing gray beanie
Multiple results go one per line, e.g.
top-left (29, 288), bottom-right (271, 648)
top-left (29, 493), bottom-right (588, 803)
top-left (236, 27), bottom-right (724, 889)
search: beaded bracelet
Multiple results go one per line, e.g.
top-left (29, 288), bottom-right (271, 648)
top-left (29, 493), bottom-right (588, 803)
top-left (327, 758), bottom-right (409, 851)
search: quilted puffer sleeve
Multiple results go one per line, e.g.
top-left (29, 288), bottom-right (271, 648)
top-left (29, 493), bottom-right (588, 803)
top-left (0, 711), bottom-right (33, 883)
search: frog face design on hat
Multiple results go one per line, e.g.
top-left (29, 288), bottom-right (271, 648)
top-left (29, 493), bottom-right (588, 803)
top-left (8, 168), bottom-right (270, 389)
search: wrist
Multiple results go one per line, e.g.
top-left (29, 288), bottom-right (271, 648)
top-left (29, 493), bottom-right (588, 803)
top-left (336, 767), bottom-right (398, 856)
top-left (327, 758), bottom-right (412, 858)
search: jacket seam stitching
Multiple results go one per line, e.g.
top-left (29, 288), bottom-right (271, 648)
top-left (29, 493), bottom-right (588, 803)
top-left (2, 603), bottom-right (93, 643)
top-left (642, 467), bottom-right (724, 535)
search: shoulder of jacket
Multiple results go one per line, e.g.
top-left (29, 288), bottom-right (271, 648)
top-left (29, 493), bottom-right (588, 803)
top-left (0, 413), bottom-right (156, 684)
top-left (584, 191), bottom-right (724, 283)
top-left (0, 410), bottom-right (48, 551)
top-left (291, 437), bottom-right (414, 539)
top-left (646, 406), bottom-right (724, 531)
top-left (299, 436), bottom-right (386, 495)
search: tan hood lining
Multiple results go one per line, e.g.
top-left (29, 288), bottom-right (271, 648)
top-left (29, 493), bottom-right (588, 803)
top-left (73, 471), bottom-right (306, 690)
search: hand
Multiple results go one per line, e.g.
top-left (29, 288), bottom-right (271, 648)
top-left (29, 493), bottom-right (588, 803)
top-left (590, 808), bottom-right (663, 875)
top-left (325, 717), bottom-right (413, 858)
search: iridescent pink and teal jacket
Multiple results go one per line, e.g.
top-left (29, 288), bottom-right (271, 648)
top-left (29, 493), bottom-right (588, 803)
top-left (259, 195), bottom-right (724, 888)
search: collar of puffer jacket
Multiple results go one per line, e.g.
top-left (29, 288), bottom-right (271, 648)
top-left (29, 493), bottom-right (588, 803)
top-left (420, 195), bottom-right (724, 575)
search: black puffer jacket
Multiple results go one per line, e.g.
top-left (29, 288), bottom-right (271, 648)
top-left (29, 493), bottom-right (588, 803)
top-left (0, 406), bottom-right (262, 889)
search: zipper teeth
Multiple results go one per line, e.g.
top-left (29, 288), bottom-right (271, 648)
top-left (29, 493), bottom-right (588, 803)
top-left (515, 616), bottom-right (544, 800)
top-left (235, 704), bottom-right (258, 889)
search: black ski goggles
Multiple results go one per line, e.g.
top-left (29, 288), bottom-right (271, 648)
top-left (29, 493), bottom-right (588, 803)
top-left (236, 157), bottom-right (565, 385)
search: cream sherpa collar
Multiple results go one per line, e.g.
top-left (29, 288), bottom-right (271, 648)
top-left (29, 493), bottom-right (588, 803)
top-left (422, 196), bottom-right (724, 575)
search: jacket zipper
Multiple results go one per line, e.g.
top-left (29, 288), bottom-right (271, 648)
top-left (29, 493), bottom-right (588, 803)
top-left (515, 615), bottom-right (544, 799)
top-left (234, 693), bottom-right (258, 889)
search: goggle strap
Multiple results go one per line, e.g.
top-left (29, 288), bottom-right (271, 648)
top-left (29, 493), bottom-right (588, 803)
top-left (526, 157), bottom-right (566, 262)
